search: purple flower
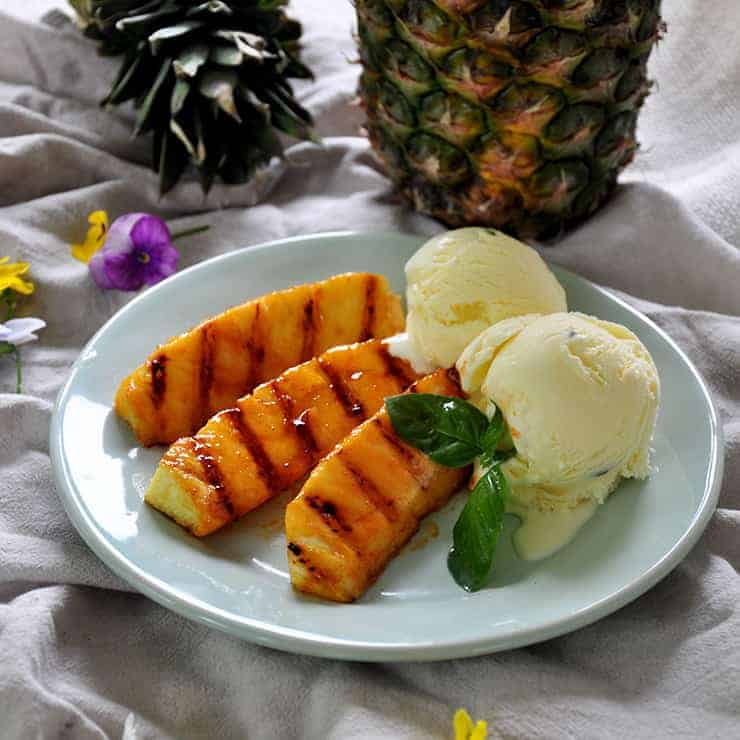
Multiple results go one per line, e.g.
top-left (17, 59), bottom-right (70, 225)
top-left (89, 213), bottom-right (179, 291)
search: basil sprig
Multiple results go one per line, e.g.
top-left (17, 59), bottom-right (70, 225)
top-left (386, 394), bottom-right (515, 592)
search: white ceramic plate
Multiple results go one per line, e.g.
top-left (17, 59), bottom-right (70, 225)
top-left (50, 232), bottom-right (723, 661)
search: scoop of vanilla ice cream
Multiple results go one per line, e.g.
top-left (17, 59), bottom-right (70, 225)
top-left (455, 313), bottom-right (542, 407)
top-left (405, 228), bottom-right (567, 368)
top-left (458, 312), bottom-right (660, 511)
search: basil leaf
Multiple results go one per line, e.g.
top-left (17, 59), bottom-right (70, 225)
top-left (479, 406), bottom-right (518, 468)
top-left (479, 405), bottom-right (504, 456)
top-left (385, 393), bottom-right (489, 467)
top-left (481, 447), bottom-right (517, 468)
top-left (447, 465), bottom-right (509, 592)
top-left (498, 423), bottom-right (514, 452)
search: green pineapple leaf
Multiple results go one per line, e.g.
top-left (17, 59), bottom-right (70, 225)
top-left (69, 0), bottom-right (316, 195)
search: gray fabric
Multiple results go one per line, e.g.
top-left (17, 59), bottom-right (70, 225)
top-left (1, 1), bottom-right (739, 738)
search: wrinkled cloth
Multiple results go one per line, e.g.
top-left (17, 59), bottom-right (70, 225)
top-left (1, 1), bottom-right (740, 738)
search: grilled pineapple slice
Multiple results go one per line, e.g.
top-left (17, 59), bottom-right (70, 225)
top-left (286, 370), bottom-right (470, 603)
top-left (145, 339), bottom-right (419, 536)
top-left (115, 273), bottom-right (404, 446)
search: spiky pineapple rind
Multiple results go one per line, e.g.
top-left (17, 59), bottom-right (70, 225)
top-left (357, 0), bottom-right (664, 240)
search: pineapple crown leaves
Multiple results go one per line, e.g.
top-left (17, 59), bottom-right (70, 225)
top-left (70, 1), bottom-right (316, 195)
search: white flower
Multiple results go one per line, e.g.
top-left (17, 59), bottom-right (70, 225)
top-left (0, 317), bottom-right (46, 346)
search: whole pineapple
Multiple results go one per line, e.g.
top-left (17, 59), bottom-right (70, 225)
top-left (70, 0), bottom-right (314, 194)
top-left (356, 0), bottom-right (663, 239)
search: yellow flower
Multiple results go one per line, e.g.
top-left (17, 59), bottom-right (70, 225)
top-left (454, 709), bottom-right (488, 740)
top-left (71, 210), bottom-right (109, 264)
top-left (0, 257), bottom-right (34, 296)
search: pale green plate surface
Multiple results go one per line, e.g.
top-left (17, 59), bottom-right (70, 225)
top-left (50, 232), bottom-right (723, 661)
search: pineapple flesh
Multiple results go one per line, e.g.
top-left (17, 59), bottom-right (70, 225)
top-left (145, 339), bottom-right (420, 537)
top-left (286, 369), bottom-right (470, 603)
top-left (356, 0), bottom-right (663, 239)
top-left (115, 273), bottom-right (404, 447)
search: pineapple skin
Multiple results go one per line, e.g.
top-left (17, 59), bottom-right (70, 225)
top-left (357, 0), bottom-right (664, 240)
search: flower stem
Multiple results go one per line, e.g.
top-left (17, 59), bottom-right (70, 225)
top-left (170, 225), bottom-right (210, 241)
top-left (14, 346), bottom-right (22, 394)
top-left (2, 291), bottom-right (22, 392)
top-left (3, 290), bottom-right (16, 322)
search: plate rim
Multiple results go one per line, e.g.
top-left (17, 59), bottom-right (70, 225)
top-left (50, 230), bottom-right (725, 662)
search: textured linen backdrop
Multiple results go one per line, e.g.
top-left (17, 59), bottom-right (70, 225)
top-left (1, 1), bottom-right (739, 738)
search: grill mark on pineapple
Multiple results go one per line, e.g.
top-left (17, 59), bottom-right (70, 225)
top-left (373, 417), bottom-right (429, 491)
top-left (300, 296), bottom-right (315, 361)
top-left (337, 453), bottom-right (400, 523)
top-left (245, 302), bottom-right (265, 388)
top-left (316, 356), bottom-right (366, 418)
top-left (270, 379), bottom-right (318, 461)
top-left (376, 343), bottom-right (418, 388)
top-left (288, 541), bottom-right (335, 584)
top-left (190, 438), bottom-right (235, 518)
top-left (302, 559), bottom-right (332, 583)
top-left (224, 407), bottom-right (281, 493)
top-left (306, 495), bottom-right (353, 533)
top-left (198, 322), bottom-right (216, 423)
top-left (359, 274), bottom-right (378, 341)
top-left (149, 354), bottom-right (167, 408)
